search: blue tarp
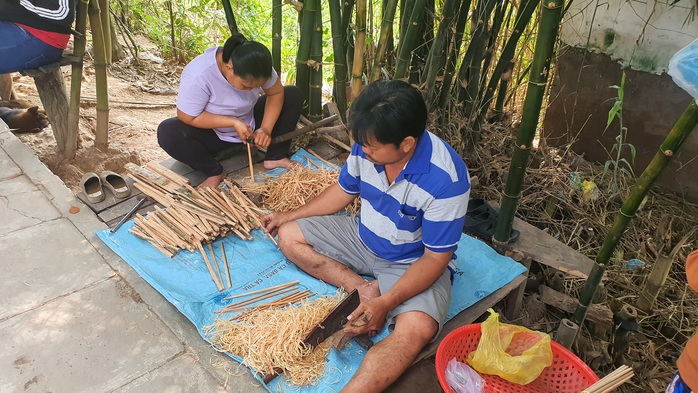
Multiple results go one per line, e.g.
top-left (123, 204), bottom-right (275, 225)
top-left (96, 150), bottom-right (526, 392)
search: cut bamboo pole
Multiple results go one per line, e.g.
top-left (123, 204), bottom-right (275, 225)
top-left (197, 242), bottom-right (224, 291)
top-left (221, 243), bottom-right (232, 289)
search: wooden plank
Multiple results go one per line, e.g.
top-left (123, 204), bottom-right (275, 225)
top-left (416, 274), bottom-right (527, 362)
top-left (538, 284), bottom-right (613, 326)
top-left (508, 216), bottom-right (595, 279)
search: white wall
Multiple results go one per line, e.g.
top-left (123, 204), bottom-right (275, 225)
top-left (560, 0), bottom-right (698, 74)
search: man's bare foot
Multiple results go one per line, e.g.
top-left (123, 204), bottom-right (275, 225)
top-left (263, 157), bottom-right (299, 170)
top-left (357, 280), bottom-right (381, 302)
top-left (197, 174), bottom-right (224, 190)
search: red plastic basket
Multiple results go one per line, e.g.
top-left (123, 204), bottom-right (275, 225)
top-left (436, 323), bottom-right (599, 393)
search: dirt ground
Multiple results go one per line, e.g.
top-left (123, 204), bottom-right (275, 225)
top-left (10, 52), bottom-right (178, 193)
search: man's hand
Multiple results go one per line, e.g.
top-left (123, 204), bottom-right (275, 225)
top-left (253, 128), bottom-right (272, 148)
top-left (344, 296), bottom-right (391, 337)
top-left (261, 211), bottom-right (294, 237)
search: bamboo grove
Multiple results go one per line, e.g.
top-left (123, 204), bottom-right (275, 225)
top-left (221, 0), bottom-right (540, 144)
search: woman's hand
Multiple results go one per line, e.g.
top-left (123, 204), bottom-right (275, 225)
top-left (232, 118), bottom-right (253, 141)
top-left (254, 128), bottom-right (272, 148)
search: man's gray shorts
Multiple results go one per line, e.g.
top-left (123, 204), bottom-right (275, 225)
top-left (296, 215), bottom-right (452, 337)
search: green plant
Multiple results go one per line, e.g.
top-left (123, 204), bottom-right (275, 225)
top-left (603, 71), bottom-right (636, 190)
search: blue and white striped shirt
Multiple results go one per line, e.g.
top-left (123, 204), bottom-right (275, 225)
top-left (338, 131), bottom-right (470, 262)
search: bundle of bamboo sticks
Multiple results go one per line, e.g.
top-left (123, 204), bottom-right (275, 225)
top-left (216, 281), bottom-right (315, 319)
top-left (125, 162), bottom-right (273, 257)
top-left (581, 365), bottom-right (634, 393)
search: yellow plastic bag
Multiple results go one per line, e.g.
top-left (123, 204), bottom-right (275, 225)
top-left (468, 309), bottom-right (553, 385)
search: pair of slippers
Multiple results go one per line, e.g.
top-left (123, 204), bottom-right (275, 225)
top-left (80, 171), bottom-right (131, 203)
top-left (463, 198), bottom-right (520, 243)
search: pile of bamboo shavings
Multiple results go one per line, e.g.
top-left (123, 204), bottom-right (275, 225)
top-left (206, 291), bottom-right (345, 386)
top-left (125, 161), bottom-right (270, 257)
top-left (244, 165), bottom-right (360, 216)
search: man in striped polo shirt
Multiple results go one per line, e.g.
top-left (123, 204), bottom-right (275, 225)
top-left (262, 80), bottom-right (470, 392)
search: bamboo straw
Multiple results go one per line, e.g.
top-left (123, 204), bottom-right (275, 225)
top-left (224, 281), bottom-right (300, 300)
top-left (217, 286), bottom-right (299, 313)
top-left (247, 142), bottom-right (255, 181)
top-left (221, 243), bottom-right (232, 289)
top-left (581, 365), bottom-right (634, 393)
top-left (197, 242), bottom-right (224, 291)
top-left (208, 243), bottom-right (224, 290)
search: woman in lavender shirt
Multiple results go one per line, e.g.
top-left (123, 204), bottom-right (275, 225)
top-left (157, 33), bottom-right (302, 189)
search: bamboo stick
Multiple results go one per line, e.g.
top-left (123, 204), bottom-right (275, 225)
top-left (218, 286), bottom-right (299, 312)
top-left (197, 242), bottom-right (224, 291)
top-left (224, 281), bottom-right (300, 300)
top-left (581, 365), bottom-right (633, 393)
top-left (208, 243), bottom-right (224, 290)
top-left (221, 243), bottom-right (232, 289)
top-left (247, 142), bottom-right (255, 181)
top-left (307, 149), bottom-right (339, 169)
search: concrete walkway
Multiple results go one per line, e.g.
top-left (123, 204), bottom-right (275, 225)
top-left (0, 125), bottom-right (267, 392)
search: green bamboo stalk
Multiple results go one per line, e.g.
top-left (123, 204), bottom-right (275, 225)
top-left (475, 0), bottom-right (539, 126)
top-left (409, 0), bottom-right (433, 84)
top-left (423, 0), bottom-right (460, 109)
top-left (571, 101), bottom-right (698, 328)
top-left (99, 0), bottom-right (112, 64)
top-left (272, 0), bottom-right (282, 73)
top-left (457, 0), bottom-right (496, 117)
top-left (341, 0), bottom-right (356, 54)
top-left (478, 0), bottom-right (506, 88)
top-left (492, 61), bottom-right (514, 120)
top-left (309, 9), bottom-right (323, 121)
top-left (351, 0), bottom-right (367, 99)
top-left (399, 0), bottom-right (414, 40)
top-left (394, 0), bottom-right (428, 80)
top-left (329, 0), bottom-right (348, 119)
top-left (89, 0), bottom-right (110, 151)
top-left (296, 0), bottom-right (317, 115)
top-left (492, 0), bottom-right (564, 251)
top-left (437, 0), bottom-right (472, 108)
top-left (66, 0), bottom-right (89, 159)
top-left (221, 0), bottom-right (239, 34)
top-left (370, 0), bottom-right (398, 82)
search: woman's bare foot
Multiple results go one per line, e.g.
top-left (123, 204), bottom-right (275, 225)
top-left (263, 157), bottom-right (299, 170)
top-left (197, 174), bottom-right (224, 189)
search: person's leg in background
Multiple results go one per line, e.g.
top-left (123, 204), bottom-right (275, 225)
top-left (0, 21), bottom-right (66, 101)
top-left (253, 85), bottom-right (303, 169)
top-left (157, 117), bottom-right (239, 188)
top-left (0, 73), bottom-right (13, 100)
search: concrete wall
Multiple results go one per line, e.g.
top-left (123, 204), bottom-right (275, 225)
top-left (560, 0), bottom-right (697, 73)
top-left (542, 0), bottom-right (698, 201)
